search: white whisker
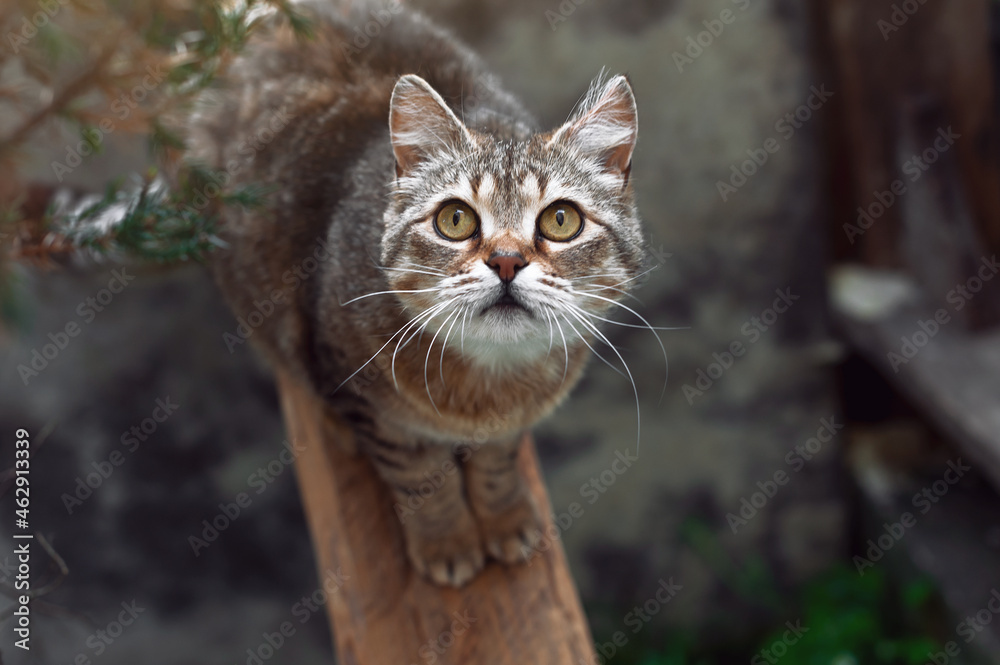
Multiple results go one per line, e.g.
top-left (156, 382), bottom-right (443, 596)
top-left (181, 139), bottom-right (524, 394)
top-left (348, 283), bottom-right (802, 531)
top-left (392, 299), bottom-right (455, 390)
top-left (340, 286), bottom-right (441, 306)
top-left (368, 254), bottom-right (448, 276)
top-left (577, 283), bottom-right (645, 306)
top-left (332, 304), bottom-right (443, 394)
top-left (400, 261), bottom-right (447, 273)
top-left (553, 313), bottom-right (569, 386)
top-left (424, 307), bottom-right (460, 415)
top-left (560, 311), bottom-right (625, 379)
top-left (574, 271), bottom-right (629, 281)
top-left (564, 307), bottom-right (642, 453)
top-left (460, 307), bottom-right (469, 355)
top-left (568, 306), bottom-right (686, 332)
top-left (572, 267), bottom-right (658, 306)
top-left (544, 310), bottom-right (555, 358)
top-left (380, 266), bottom-right (449, 279)
top-left (571, 290), bottom-right (671, 401)
top-left (439, 305), bottom-right (464, 385)
top-left (587, 265), bottom-right (659, 287)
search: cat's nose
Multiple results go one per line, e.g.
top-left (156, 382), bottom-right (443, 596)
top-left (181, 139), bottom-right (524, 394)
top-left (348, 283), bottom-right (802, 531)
top-left (486, 252), bottom-right (527, 283)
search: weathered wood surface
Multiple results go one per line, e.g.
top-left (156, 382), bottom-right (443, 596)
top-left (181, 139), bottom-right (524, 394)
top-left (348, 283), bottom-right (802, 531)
top-left (831, 267), bottom-right (1000, 490)
top-left (275, 369), bottom-right (597, 665)
top-left (816, 0), bottom-right (1000, 327)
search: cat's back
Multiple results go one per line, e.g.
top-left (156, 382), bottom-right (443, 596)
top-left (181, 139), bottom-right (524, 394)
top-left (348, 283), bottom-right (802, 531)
top-left (188, 1), bottom-right (526, 189)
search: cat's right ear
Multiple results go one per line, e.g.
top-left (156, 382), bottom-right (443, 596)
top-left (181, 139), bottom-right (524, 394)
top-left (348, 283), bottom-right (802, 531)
top-left (549, 74), bottom-right (637, 181)
top-left (389, 75), bottom-right (472, 178)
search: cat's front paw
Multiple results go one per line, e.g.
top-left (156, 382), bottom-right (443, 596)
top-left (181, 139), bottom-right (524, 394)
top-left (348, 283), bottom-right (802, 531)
top-left (476, 494), bottom-right (544, 564)
top-left (403, 512), bottom-right (485, 587)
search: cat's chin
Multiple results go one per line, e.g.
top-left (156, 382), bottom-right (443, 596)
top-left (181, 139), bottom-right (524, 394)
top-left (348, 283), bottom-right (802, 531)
top-left (476, 305), bottom-right (538, 339)
top-left (455, 310), bottom-right (555, 371)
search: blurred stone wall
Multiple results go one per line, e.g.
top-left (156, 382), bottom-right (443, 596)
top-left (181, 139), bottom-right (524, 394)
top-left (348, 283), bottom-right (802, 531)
top-left (0, 0), bottom-right (844, 661)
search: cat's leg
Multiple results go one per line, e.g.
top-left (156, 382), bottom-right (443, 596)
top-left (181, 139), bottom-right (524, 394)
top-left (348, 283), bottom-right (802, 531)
top-left (464, 436), bottom-right (543, 563)
top-left (365, 437), bottom-right (485, 587)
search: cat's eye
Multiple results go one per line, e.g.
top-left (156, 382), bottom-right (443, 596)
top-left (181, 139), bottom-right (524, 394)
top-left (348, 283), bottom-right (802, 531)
top-left (538, 202), bottom-right (583, 242)
top-left (434, 201), bottom-right (479, 241)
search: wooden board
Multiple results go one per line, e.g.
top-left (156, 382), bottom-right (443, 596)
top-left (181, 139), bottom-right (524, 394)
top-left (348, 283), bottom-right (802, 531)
top-left (815, 0), bottom-right (1000, 327)
top-left (275, 369), bottom-right (597, 665)
top-left (832, 267), bottom-right (1000, 490)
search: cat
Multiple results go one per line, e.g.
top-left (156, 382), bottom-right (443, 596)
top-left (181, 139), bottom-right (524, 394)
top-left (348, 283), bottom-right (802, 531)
top-left (190, 0), bottom-right (644, 587)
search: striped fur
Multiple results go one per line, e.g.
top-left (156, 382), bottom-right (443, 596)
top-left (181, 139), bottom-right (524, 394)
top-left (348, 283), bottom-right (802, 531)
top-left (193, 1), bottom-right (643, 586)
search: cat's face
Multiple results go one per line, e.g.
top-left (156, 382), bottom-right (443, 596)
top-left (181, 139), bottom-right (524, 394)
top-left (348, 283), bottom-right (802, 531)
top-left (382, 74), bottom-right (644, 368)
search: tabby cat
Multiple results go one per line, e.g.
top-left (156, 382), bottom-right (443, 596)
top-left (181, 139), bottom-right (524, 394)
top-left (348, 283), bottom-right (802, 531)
top-left (192, 0), bottom-right (644, 587)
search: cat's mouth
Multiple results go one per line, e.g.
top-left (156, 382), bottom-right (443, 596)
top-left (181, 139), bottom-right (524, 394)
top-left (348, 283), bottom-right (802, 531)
top-left (482, 292), bottom-right (528, 315)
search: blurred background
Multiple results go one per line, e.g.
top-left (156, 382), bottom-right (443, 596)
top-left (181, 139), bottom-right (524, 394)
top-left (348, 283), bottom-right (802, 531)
top-left (1, 0), bottom-right (1000, 663)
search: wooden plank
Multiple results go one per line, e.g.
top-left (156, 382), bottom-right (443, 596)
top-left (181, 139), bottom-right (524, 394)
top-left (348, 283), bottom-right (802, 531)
top-left (831, 267), bottom-right (1000, 490)
top-left (274, 368), bottom-right (597, 665)
top-left (820, 0), bottom-right (906, 267)
top-left (895, 105), bottom-right (1000, 329)
top-left (816, 0), bottom-right (1000, 326)
top-left (894, 0), bottom-right (1000, 328)
top-left (941, 0), bottom-right (1000, 261)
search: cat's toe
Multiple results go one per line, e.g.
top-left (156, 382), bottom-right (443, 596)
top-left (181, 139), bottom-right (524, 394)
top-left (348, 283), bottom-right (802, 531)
top-left (485, 527), bottom-right (541, 563)
top-left (405, 526), bottom-right (485, 588)
top-left (427, 549), bottom-right (485, 587)
top-left (478, 496), bottom-right (544, 564)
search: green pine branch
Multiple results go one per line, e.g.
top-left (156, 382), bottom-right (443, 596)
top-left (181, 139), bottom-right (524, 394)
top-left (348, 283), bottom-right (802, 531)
top-left (1, 0), bottom-right (313, 265)
top-left (53, 167), bottom-right (273, 264)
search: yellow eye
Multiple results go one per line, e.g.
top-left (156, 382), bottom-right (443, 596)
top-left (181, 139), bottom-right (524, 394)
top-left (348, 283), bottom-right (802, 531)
top-left (538, 202), bottom-right (583, 242)
top-left (434, 201), bottom-right (478, 241)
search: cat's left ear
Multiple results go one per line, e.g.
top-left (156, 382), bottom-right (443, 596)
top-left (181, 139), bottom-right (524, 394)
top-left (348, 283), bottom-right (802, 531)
top-left (389, 75), bottom-right (472, 178)
top-left (550, 74), bottom-right (637, 180)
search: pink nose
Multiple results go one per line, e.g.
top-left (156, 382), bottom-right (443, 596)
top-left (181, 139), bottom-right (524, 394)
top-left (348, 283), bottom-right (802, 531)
top-left (487, 253), bottom-right (527, 283)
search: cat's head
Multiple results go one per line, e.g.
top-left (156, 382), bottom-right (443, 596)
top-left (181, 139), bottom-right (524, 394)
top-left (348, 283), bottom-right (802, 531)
top-left (381, 73), bottom-right (644, 368)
